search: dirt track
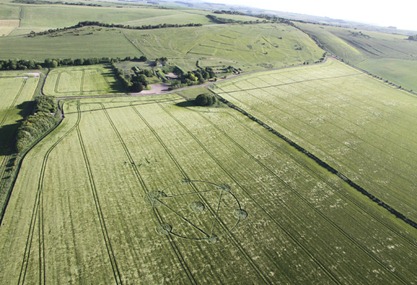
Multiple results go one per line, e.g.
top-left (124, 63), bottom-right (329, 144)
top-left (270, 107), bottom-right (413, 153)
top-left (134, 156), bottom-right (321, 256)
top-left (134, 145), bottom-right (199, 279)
top-left (134, 83), bottom-right (169, 96)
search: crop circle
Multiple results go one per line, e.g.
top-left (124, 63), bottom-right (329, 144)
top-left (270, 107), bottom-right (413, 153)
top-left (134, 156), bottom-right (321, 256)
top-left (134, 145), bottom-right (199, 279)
top-left (190, 201), bottom-right (206, 213)
top-left (148, 180), bottom-right (247, 242)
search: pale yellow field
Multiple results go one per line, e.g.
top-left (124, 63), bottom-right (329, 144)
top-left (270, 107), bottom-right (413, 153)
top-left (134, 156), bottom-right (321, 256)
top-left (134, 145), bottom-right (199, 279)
top-left (0, 19), bottom-right (19, 36)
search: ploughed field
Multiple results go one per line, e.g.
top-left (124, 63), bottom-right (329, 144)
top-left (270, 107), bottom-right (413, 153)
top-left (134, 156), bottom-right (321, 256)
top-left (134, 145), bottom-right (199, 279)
top-left (1, 80), bottom-right (417, 283)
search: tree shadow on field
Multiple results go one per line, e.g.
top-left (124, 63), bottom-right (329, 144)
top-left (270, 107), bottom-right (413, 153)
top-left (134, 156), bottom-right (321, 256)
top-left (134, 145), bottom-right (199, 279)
top-left (104, 65), bottom-right (129, 93)
top-left (110, 79), bottom-right (129, 93)
top-left (0, 101), bottom-right (34, 156)
top-left (175, 100), bottom-right (196, 108)
top-left (0, 123), bottom-right (18, 156)
top-left (17, 101), bottom-right (35, 117)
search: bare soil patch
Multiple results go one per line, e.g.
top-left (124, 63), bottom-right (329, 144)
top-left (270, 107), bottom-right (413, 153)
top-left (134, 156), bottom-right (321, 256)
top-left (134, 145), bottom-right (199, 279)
top-left (133, 83), bottom-right (170, 96)
top-left (166, 72), bottom-right (178, 79)
top-left (25, 72), bottom-right (40, 77)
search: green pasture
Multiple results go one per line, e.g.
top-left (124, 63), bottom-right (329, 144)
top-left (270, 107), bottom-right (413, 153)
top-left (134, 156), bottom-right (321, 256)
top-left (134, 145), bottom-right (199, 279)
top-left (298, 23), bottom-right (417, 62)
top-left (0, 70), bottom-right (39, 209)
top-left (358, 58), bottom-right (417, 91)
top-left (0, 3), bottom-right (20, 36)
top-left (16, 5), bottom-right (211, 31)
top-left (297, 23), bottom-right (364, 62)
top-left (123, 23), bottom-right (324, 71)
top-left (0, 70), bottom-right (40, 152)
top-left (214, 58), bottom-right (417, 222)
top-left (0, 4), bottom-right (20, 19)
top-left (0, 27), bottom-right (140, 60)
top-left (1, 3), bottom-right (264, 34)
top-left (0, 23), bottom-right (324, 72)
top-left (298, 22), bottom-right (417, 90)
top-left (0, 94), bottom-right (416, 283)
top-left (43, 65), bottom-right (126, 97)
top-left (208, 13), bottom-right (267, 23)
top-left (1, 2), bottom-right (417, 284)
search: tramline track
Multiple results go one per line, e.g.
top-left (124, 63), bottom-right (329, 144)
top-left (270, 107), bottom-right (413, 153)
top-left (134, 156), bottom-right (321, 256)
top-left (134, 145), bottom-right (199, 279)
top-left (215, 91), bottom-right (417, 230)
top-left (245, 77), bottom-right (417, 182)
top-left (97, 103), bottom-right (197, 284)
top-left (18, 101), bottom-right (79, 285)
top-left (133, 104), bottom-right (272, 284)
top-left (157, 103), bottom-right (342, 284)
top-left (75, 104), bottom-right (122, 284)
top-left (221, 110), bottom-right (417, 248)
top-left (186, 107), bottom-right (411, 284)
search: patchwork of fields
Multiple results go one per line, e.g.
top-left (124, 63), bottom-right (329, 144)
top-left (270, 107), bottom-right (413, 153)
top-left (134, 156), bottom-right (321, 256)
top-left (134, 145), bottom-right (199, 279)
top-left (1, 91), bottom-right (417, 283)
top-left (123, 23), bottom-right (324, 71)
top-left (0, 23), bottom-right (324, 72)
top-left (1, 2), bottom-right (417, 284)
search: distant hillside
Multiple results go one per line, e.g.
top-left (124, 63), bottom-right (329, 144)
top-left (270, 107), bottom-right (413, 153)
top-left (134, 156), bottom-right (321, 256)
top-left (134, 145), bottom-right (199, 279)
top-left (159, 0), bottom-right (416, 35)
top-left (297, 22), bottom-right (417, 91)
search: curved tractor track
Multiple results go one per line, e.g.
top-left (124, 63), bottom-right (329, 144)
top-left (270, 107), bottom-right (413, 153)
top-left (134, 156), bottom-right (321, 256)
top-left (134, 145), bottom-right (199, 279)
top-left (18, 101), bottom-right (80, 285)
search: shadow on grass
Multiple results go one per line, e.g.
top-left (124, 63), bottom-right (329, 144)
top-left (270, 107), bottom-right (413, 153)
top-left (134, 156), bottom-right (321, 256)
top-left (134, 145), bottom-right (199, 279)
top-left (0, 100), bottom-right (34, 156)
top-left (175, 100), bottom-right (196, 108)
top-left (104, 66), bottom-right (130, 93)
top-left (17, 101), bottom-right (35, 117)
top-left (0, 123), bottom-right (18, 156)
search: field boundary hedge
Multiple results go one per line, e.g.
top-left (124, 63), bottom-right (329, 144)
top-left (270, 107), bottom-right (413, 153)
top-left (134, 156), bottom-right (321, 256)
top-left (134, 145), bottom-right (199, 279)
top-left (214, 92), bottom-right (417, 230)
top-left (0, 101), bottom-right (63, 226)
top-left (29, 21), bottom-right (203, 38)
top-left (0, 71), bottom-right (63, 226)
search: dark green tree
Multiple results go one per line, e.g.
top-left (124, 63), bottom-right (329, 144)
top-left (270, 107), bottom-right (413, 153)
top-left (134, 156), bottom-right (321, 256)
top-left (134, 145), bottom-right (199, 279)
top-left (195, 93), bottom-right (217, 106)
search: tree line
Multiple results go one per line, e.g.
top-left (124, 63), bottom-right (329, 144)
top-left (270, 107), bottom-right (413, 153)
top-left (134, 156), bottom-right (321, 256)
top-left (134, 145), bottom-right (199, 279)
top-left (13, 0), bottom-right (102, 6)
top-left (29, 21), bottom-right (203, 37)
top-left (407, 35), bottom-right (417, 41)
top-left (0, 56), bottom-right (148, 71)
top-left (211, 10), bottom-right (294, 26)
top-left (16, 96), bottom-right (61, 153)
top-left (206, 14), bottom-right (268, 25)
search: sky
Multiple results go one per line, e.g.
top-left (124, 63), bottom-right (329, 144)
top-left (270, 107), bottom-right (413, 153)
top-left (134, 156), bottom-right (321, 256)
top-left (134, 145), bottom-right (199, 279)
top-left (205, 0), bottom-right (417, 31)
